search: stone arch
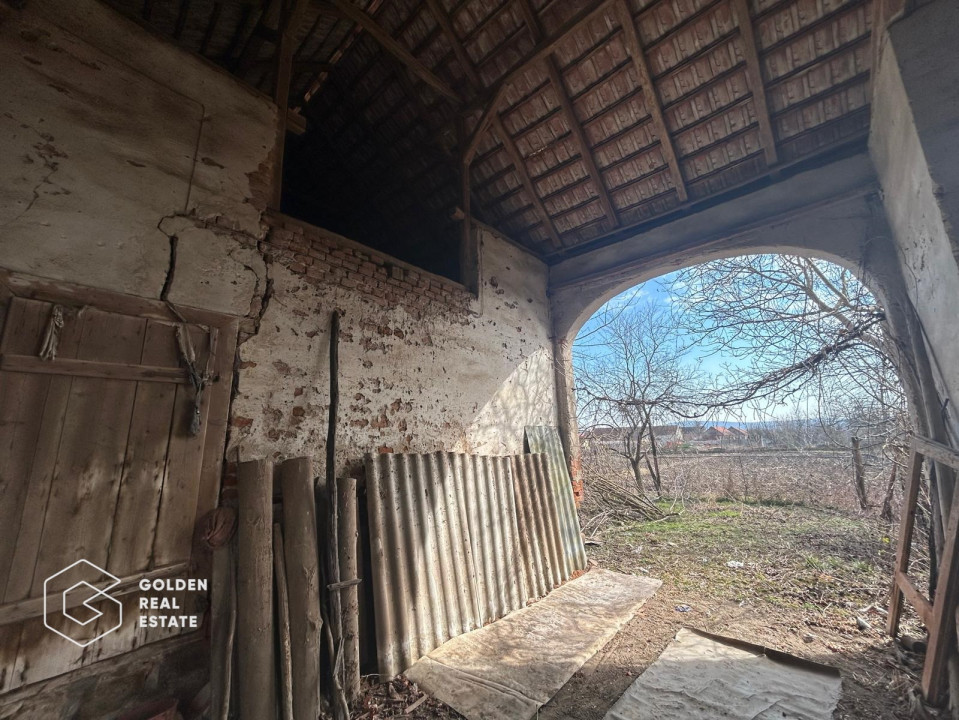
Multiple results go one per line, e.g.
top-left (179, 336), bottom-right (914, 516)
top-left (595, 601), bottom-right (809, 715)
top-left (547, 190), bottom-right (946, 511)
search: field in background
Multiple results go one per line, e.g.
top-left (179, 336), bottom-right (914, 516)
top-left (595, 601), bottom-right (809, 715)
top-left (582, 445), bottom-right (900, 514)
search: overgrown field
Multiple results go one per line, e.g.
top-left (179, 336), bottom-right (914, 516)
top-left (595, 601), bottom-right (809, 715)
top-left (583, 447), bottom-right (900, 514)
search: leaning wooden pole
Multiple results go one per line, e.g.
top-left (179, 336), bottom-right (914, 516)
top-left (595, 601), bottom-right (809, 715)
top-left (236, 459), bottom-right (275, 720)
top-left (337, 477), bottom-right (361, 705)
top-left (280, 457), bottom-right (322, 720)
top-left (326, 310), bottom-right (341, 490)
top-left (273, 524), bottom-right (294, 720)
top-left (209, 521), bottom-right (237, 720)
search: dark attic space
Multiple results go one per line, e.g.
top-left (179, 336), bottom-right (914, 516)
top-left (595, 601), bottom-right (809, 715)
top-left (1, 0), bottom-right (959, 718)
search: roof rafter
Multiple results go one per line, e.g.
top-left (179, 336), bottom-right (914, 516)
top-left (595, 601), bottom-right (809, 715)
top-left (326, 0), bottom-right (463, 104)
top-left (490, 115), bottom-right (564, 249)
top-left (729, 0), bottom-right (778, 166)
top-left (424, 0), bottom-right (564, 249)
top-left (519, 0), bottom-right (619, 230)
top-left (614, 0), bottom-right (689, 202)
top-left (465, 0), bottom-right (615, 116)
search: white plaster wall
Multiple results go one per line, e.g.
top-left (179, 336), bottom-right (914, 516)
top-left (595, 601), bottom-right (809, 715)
top-left (0, 0), bottom-right (275, 301)
top-left (869, 0), bottom-right (959, 436)
top-left (229, 227), bottom-right (558, 475)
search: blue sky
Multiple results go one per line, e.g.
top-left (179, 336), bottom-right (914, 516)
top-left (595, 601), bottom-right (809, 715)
top-left (574, 270), bottom-right (735, 376)
top-left (572, 272), bottom-right (781, 424)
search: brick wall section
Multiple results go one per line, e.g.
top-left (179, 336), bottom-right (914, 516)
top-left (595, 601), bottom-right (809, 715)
top-left (263, 212), bottom-right (473, 318)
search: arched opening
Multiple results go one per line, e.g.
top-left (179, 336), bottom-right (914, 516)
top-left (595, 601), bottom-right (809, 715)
top-left (556, 251), bottom-right (935, 718)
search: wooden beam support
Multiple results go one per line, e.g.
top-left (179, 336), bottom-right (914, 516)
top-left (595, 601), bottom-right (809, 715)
top-left (328, 0), bottom-right (462, 104)
top-left (425, 0), bottom-right (562, 247)
top-left (615, 0), bottom-right (688, 202)
top-left (729, 0), bottom-right (778, 166)
top-left (491, 115), bottom-right (563, 249)
top-left (519, 0), bottom-right (619, 229)
top-left (426, 0), bottom-right (480, 86)
top-left (468, 0), bottom-right (615, 115)
top-left (272, 0), bottom-right (310, 208)
top-left (463, 85), bottom-right (506, 163)
top-left (234, 0), bottom-right (283, 76)
top-left (304, 0), bottom-right (386, 101)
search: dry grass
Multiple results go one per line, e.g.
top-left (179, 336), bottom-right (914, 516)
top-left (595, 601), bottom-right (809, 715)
top-left (355, 448), bottom-right (941, 719)
top-left (545, 499), bottom-right (939, 720)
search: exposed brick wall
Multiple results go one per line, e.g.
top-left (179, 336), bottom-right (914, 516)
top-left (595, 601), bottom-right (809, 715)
top-left (263, 212), bottom-right (472, 318)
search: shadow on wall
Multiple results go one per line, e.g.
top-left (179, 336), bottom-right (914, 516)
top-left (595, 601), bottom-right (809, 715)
top-left (466, 346), bottom-right (558, 455)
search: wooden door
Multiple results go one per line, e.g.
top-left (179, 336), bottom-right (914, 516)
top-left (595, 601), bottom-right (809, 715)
top-left (0, 272), bottom-right (236, 691)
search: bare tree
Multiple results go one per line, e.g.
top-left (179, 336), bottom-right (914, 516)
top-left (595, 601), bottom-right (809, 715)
top-left (575, 299), bottom-right (701, 497)
top-left (669, 254), bottom-right (908, 509)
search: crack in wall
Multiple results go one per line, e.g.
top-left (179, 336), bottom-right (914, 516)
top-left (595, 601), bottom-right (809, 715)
top-left (2, 142), bottom-right (66, 232)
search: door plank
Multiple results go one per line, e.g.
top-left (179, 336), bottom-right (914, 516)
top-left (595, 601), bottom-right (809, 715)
top-left (145, 325), bottom-right (214, 645)
top-left (0, 300), bottom-right (83, 603)
top-left (0, 354), bottom-right (190, 383)
top-left (0, 299), bottom-right (54, 595)
top-left (88, 321), bottom-right (181, 662)
top-left (104, 320), bottom-right (181, 577)
top-left (13, 310), bottom-right (145, 688)
top-left (152, 324), bottom-right (214, 568)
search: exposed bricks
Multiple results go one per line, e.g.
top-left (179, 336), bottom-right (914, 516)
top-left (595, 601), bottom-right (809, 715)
top-left (262, 212), bottom-right (473, 318)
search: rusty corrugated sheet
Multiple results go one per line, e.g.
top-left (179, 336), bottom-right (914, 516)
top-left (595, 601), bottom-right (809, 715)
top-left (365, 450), bottom-right (586, 678)
top-left (525, 427), bottom-right (589, 575)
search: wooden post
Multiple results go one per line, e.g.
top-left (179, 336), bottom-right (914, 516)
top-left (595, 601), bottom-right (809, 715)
top-left (326, 311), bottom-right (341, 490)
top-left (236, 459), bottom-right (275, 720)
top-left (209, 538), bottom-right (236, 720)
top-left (271, 0), bottom-right (309, 209)
top-left (337, 477), bottom-right (361, 705)
top-left (273, 524), bottom-right (294, 720)
top-left (280, 457), bottom-right (322, 720)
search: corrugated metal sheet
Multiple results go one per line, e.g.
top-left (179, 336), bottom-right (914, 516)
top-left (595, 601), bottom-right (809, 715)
top-left (365, 450), bottom-right (587, 678)
top-left (525, 426), bottom-right (589, 575)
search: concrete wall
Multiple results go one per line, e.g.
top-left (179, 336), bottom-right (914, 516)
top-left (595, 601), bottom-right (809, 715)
top-left (0, 0), bottom-right (557, 712)
top-left (870, 0), bottom-right (959, 444)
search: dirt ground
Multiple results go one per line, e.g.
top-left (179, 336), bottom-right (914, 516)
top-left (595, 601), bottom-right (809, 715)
top-left (355, 501), bottom-right (939, 719)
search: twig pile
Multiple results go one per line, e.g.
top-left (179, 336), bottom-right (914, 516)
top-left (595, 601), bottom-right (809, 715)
top-left (584, 474), bottom-right (664, 522)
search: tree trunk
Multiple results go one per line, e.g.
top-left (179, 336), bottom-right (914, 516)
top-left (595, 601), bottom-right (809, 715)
top-left (851, 437), bottom-right (868, 510)
top-left (880, 461), bottom-right (897, 521)
top-left (645, 422), bottom-right (662, 497)
top-left (629, 457), bottom-right (644, 495)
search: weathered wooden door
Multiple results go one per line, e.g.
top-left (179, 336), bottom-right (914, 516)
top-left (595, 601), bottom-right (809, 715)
top-left (0, 272), bottom-right (236, 691)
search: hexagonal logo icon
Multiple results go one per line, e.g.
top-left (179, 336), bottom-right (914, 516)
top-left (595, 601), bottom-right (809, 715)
top-left (44, 559), bottom-right (123, 647)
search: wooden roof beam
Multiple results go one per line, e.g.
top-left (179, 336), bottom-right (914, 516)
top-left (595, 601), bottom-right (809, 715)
top-left (491, 116), bottom-right (564, 249)
top-left (615, 0), bottom-right (688, 202)
top-left (518, 0), bottom-right (619, 229)
top-left (467, 0), bottom-right (615, 116)
top-left (327, 0), bottom-right (463, 105)
top-left (729, 0), bottom-right (778, 166)
top-left (425, 0), bottom-right (564, 248)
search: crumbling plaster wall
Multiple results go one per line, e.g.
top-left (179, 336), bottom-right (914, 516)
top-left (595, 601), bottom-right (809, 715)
top-left (229, 218), bottom-right (558, 477)
top-left (0, 0), bottom-right (558, 710)
top-left (869, 0), bottom-right (959, 443)
top-left (0, 0), bottom-right (276, 306)
top-left (0, 0), bottom-right (558, 486)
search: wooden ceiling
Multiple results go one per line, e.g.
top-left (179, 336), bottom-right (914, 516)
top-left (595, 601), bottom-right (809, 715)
top-left (105, 0), bottom-right (874, 265)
